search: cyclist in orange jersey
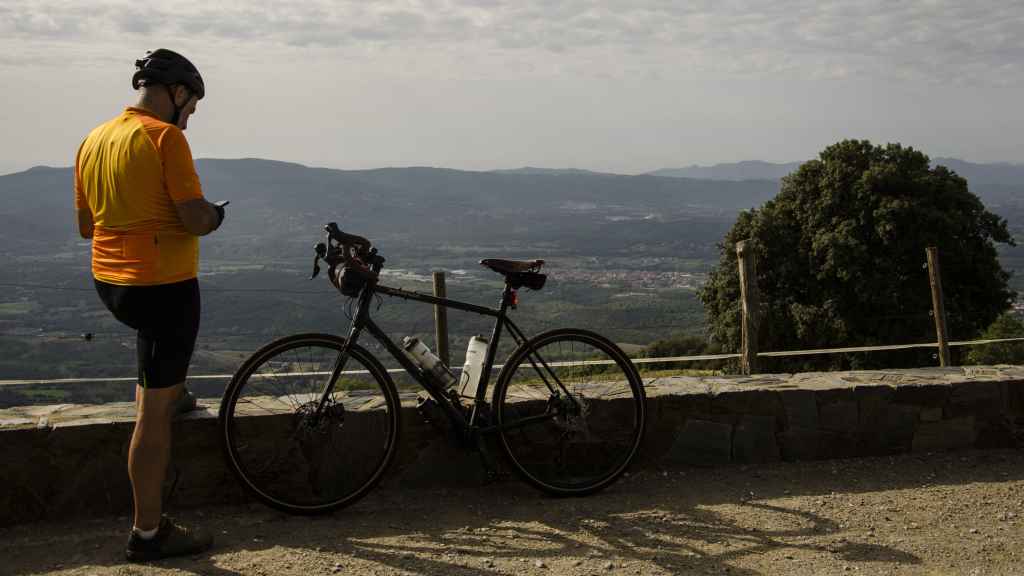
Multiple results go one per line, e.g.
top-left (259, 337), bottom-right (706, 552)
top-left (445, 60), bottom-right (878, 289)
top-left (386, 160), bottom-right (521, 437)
top-left (74, 49), bottom-right (224, 562)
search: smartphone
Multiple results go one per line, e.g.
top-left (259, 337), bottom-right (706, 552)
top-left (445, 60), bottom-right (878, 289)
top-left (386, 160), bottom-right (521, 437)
top-left (214, 200), bottom-right (230, 208)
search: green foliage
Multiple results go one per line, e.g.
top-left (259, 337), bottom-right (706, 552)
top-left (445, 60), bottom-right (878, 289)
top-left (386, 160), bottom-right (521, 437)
top-left (966, 313), bottom-right (1024, 365)
top-left (700, 140), bottom-right (1017, 371)
top-left (642, 332), bottom-right (727, 371)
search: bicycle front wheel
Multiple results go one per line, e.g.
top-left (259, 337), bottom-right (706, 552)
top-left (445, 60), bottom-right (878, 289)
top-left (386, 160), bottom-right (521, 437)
top-left (493, 328), bottom-right (646, 495)
top-left (219, 333), bottom-right (401, 514)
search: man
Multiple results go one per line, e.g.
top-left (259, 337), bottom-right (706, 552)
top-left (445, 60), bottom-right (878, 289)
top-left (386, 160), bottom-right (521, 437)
top-left (74, 49), bottom-right (225, 562)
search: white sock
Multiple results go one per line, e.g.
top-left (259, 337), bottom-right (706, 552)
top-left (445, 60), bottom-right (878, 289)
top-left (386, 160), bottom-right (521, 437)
top-left (133, 526), bottom-right (159, 540)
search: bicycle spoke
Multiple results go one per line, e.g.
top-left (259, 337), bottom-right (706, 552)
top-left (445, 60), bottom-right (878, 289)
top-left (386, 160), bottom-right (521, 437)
top-left (222, 335), bottom-right (400, 513)
top-left (495, 329), bottom-right (645, 495)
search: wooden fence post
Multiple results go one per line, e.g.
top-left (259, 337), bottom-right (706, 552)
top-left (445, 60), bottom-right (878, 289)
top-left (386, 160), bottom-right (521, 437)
top-left (736, 241), bottom-right (760, 375)
top-left (926, 247), bottom-right (951, 367)
top-left (432, 271), bottom-right (450, 366)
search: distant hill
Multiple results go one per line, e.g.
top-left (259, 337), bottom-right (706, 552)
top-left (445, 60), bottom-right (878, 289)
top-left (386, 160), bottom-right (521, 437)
top-left (0, 159), bottom-right (778, 260)
top-left (3, 157), bottom-right (1019, 262)
top-left (489, 167), bottom-right (610, 176)
top-left (649, 158), bottom-right (1024, 208)
top-left (931, 158), bottom-right (1024, 206)
top-left (648, 161), bottom-right (804, 181)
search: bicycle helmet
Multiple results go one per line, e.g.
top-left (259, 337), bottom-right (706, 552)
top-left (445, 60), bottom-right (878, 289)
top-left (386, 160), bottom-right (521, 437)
top-left (132, 49), bottom-right (205, 99)
top-left (132, 49), bottom-right (204, 126)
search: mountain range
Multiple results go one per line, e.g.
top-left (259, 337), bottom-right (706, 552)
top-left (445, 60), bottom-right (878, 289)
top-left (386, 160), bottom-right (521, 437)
top-left (1, 157), bottom-right (1020, 263)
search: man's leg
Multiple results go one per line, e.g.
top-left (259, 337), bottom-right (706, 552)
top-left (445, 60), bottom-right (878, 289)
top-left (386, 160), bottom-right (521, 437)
top-left (129, 382), bottom-right (183, 531)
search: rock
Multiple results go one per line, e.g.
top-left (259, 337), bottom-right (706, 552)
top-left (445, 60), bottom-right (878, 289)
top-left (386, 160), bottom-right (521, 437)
top-left (666, 419), bottom-right (733, 466)
top-left (913, 417), bottom-right (977, 452)
top-left (919, 407), bottom-right (943, 422)
top-left (781, 390), bottom-right (819, 429)
top-left (819, 402), bottom-right (858, 433)
top-left (534, 560), bottom-right (546, 568)
top-left (885, 404), bottom-right (921, 452)
top-left (605, 561), bottom-right (615, 570)
top-left (732, 415), bottom-right (780, 464)
top-left (779, 427), bottom-right (819, 461)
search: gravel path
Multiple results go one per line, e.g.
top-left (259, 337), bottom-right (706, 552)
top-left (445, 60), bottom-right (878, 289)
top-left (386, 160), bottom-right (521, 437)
top-left (3, 449), bottom-right (1023, 576)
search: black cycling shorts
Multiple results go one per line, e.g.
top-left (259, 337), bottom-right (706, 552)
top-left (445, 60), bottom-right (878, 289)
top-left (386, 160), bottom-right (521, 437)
top-left (94, 278), bottom-right (201, 389)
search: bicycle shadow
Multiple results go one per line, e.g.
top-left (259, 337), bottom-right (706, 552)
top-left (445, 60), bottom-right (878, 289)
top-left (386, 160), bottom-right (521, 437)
top-left (0, 483), bottom-right (911, 576)
top-left (6, 448), bottom-right (1022, 575)
top-left (329, 486), bottom-right (919, 576)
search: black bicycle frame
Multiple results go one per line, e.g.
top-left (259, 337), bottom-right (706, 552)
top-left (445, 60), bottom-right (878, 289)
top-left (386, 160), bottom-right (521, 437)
top-left (313, 273), bottom-right (550, 433)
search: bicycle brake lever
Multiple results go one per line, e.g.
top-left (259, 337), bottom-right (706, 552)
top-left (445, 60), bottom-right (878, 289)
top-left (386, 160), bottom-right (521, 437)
top-left (311, 242), bottom-right (327, 279)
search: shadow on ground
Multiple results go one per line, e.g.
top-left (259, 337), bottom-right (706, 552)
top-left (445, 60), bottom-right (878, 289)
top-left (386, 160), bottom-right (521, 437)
top-left (5, 449), bottom-right (1023, 575)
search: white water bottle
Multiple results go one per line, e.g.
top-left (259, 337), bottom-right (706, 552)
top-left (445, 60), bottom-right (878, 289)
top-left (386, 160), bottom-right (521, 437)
top-left (458, 335), bottom-right (489, 398)
top-left (402, 336), bottom-right (457, 388)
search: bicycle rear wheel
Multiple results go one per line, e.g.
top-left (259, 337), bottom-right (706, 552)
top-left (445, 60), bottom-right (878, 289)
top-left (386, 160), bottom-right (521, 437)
top-left (492, 328), bottom-right (646, 495)
top-left (219, 333), bottom-right (401, 514)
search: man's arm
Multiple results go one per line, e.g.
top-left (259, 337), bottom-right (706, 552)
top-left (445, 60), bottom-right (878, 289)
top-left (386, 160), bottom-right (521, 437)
top-left (74, 144), bottom-right (93, 239)
top-left (76, 208), bottom-right (94, 239)
top-left (175, 198), bottom-right (222, 236)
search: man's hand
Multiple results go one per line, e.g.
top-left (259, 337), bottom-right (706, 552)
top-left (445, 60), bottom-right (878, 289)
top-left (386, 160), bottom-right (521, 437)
top-left (175, 198), bottom-right (223, 236)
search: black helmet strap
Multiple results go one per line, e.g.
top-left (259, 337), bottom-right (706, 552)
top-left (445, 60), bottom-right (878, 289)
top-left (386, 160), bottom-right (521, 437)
top-left (164, 84), bottom-right (188, 126)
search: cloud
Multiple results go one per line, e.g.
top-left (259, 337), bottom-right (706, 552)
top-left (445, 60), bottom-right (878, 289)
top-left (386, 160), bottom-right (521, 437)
top-left (0, 0), bottom-right (1021, 84)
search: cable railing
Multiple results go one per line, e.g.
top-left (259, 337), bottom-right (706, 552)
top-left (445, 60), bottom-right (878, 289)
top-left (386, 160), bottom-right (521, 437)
top-left (0, 337), bottom-right (1020, 387)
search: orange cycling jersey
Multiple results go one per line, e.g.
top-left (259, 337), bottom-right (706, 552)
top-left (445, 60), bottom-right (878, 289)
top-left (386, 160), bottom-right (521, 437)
top-left (75, 107), bottom-right (204, 285)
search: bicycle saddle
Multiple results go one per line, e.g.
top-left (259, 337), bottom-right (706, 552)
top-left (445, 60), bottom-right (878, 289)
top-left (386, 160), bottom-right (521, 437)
top-left (479, 259), bottom-right (545, 275)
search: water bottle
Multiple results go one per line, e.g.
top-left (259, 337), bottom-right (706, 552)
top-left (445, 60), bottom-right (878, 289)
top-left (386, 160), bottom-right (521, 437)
top-left (458, 335), bottom-right (489, 398)
top-left (402, 336), bottom-right (457, 388)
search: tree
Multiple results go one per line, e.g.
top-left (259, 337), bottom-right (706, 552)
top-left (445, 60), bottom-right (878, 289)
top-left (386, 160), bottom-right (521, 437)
top-left (966, 313), bottom-right (1024, 365)
top-left (642, 333), bottom-right (725, 372)
top-left (700, 140), bottom-right (1017, 371)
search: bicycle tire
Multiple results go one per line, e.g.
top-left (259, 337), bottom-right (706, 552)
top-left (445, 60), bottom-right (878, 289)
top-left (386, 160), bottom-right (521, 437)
top-left (219, 333), bottom-right (401, 514)
top-left (492, 328), bottom-right (646, 495)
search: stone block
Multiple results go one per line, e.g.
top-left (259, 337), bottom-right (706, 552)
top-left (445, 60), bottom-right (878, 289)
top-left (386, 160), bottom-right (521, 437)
top-left (814, 387), bottom-right (856, 408)
top-left (820, 430), bottom-right (858, 459)
top-left (912, 416), bottom-right (977, 452)
top-left (947, 382), bottom-right (1004, 419)
top-left (885, 404), bottom-right (921, 452)
top-left (1005, 381), bottom-right (1024, 417)
top-left (819, 401), bottom-right (858, 433)
top-left (892, 384), bottom-right (950, 407)
top-left (780, 389), bottom-right (819, 429)
top-left (731, 415), bottom-right (780, 464)
top-left (856, 386), bottom-right (895, 455)
top-left (641, 398), bottom-right (677, 461)
top-left (712, 389), bottom-right (783, 418)
top-left (975, 418), bottom-right (1016, 449)
top-left (388, 436), bottom-right (487, 488)
top-left (659, 393), bottom-right (712, 421)
top-left (666, 419), bottom-right (732, 467)
top-left (778, 427), bottom-right (819, 461)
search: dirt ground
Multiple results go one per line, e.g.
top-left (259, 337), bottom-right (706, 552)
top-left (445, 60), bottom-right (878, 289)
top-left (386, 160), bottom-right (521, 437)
top-left (2, 449), bottom-right (1023, 576)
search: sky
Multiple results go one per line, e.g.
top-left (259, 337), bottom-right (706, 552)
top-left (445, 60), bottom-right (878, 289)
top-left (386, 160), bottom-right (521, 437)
top-left (2, 0), bottom-right (1023, 176)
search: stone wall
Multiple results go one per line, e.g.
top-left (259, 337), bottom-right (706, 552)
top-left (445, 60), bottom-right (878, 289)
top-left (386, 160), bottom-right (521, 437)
top-left (642, 368), bottom-right (1024, 468)
top-left (1, 366), bottom-right (1021, 526)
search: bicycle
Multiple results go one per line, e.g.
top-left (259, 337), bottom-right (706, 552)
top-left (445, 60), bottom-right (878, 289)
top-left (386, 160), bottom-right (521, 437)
top-left (218, 223), bottom-right (647, 514)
